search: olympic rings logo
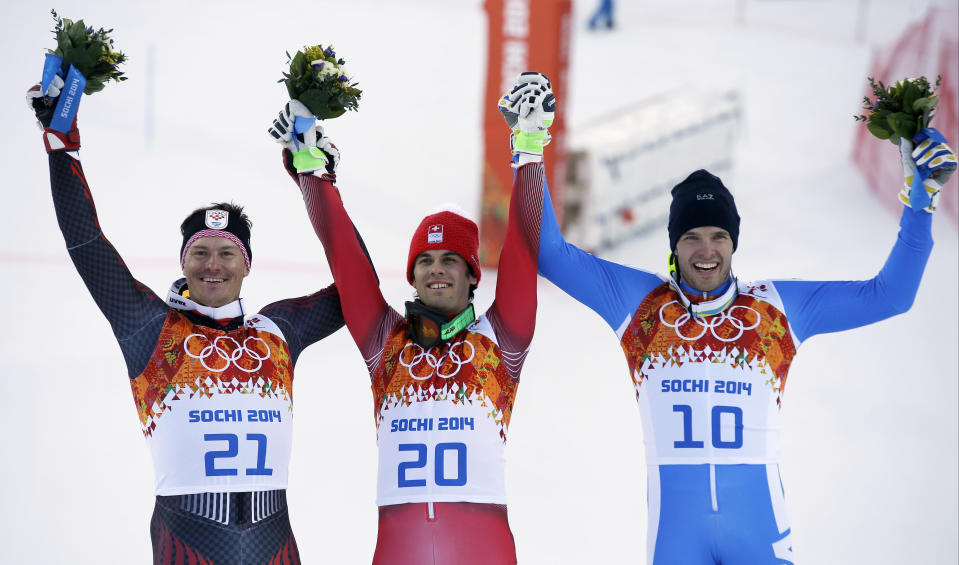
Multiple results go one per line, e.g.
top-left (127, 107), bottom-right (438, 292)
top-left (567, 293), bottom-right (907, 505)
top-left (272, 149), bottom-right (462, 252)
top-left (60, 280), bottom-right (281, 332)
top-left (398, 341), bottom-right (475, 380)
top-left (183, 334), bottom-right (272, 373)
top-left (658, 301), bottom-right (761, 342)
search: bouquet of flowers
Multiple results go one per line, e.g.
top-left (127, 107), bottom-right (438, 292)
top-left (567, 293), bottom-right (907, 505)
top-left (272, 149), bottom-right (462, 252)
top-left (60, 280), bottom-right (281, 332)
top-left (47, 9), bottom-right (126, 94)
top-left (279, 45), bottom-right (361, 119)
top-left (855, 76), bottom-right (940, 145)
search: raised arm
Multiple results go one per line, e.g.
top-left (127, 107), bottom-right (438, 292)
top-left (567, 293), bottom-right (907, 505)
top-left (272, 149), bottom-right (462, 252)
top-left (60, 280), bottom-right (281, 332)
top-left (27, 81), bottom-right (167, 378)
top-left (482, 73), bottom-right (552, 362)
top-left (268, 101), bottom-right (396, 364)
top-left (487, 160), bottom-right (544, 360)
top-left (538, 180), bottom-right (663, 331)
top-left (496, 73), bottom-right (662, 332)
top-left (776, 128), bottom-right (954, 343)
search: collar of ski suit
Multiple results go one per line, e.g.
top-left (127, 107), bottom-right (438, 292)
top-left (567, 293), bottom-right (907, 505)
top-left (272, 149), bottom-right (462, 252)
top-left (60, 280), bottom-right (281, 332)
top-left (669, 275), bottom-right (739, 318)
top-left (165, 277), bottom-right (246, 323)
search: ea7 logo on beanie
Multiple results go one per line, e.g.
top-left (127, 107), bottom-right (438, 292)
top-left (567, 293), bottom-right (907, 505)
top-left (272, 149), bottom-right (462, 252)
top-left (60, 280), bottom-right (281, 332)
top-left (428, 224), bottom-right (444, 243)
top-left (668, 169), bottom-right (740, 252)
top-left (205, 209), bottom-right (229, 229)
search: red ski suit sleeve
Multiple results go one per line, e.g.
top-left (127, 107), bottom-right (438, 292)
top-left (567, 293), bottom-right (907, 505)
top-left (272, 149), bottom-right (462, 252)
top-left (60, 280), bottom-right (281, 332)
top-left (298, 162), bottom-right (545, 379)
top-left (484, 163), bottom-right (544, 374)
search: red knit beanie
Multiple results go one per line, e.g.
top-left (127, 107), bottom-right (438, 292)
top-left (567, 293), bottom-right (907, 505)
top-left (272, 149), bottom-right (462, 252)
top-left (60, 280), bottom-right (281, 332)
top-left (406, 205), bottom-right (481, 285)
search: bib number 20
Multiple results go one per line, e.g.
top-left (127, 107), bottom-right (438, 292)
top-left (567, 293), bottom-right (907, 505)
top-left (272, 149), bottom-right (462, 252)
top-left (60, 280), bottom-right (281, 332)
top-left (397, 442), bottom-right (467, 487)
top-left (673, 404), bottom-right (743, 449)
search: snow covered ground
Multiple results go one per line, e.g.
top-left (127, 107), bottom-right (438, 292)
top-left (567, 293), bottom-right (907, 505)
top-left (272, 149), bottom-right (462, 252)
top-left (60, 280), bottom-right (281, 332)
top-left (1, 1), bottom-right (956, 563)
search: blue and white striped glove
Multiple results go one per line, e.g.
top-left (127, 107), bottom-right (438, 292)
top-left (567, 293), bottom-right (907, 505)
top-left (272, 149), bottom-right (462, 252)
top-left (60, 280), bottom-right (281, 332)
top-left (498, 71), bottom-right (555, 165)
top-left (898, 128), bottom-right (956, 212)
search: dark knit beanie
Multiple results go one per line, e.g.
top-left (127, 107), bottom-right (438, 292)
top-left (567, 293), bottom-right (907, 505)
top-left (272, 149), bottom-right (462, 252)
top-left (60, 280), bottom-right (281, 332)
top-left (668, 169), bottom-right (740, 251)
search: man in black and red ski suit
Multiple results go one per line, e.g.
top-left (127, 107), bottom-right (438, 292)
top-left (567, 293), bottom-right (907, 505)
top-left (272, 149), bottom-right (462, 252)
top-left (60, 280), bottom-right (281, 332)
top-left (267, 72), bottom-right (555, 563)
top-left (27, 75), bottom-right (369, 563)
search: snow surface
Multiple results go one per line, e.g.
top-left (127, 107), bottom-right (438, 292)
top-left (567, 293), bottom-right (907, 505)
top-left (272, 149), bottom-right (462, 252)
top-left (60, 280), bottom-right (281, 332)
top-left (1, 1), bottom-right (956, 563)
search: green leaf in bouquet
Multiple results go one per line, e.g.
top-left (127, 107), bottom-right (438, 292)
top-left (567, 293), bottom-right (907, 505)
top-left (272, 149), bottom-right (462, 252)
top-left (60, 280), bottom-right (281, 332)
top-left (62, 46), bottom-right (91, 70)
top-left (67, 20), bottom-right (86, 44)
top-left (902, 83), bottom-right (921, 116)
top-left (866, 121), bottom-right (892, 140)
top-left (292, 51), bottom-right (306, 70)
top-left (297, 89), bottom-right (341, 120)
top-left (282, 44), bottom-right (361, 119)
top-left (55, 30), bottom-right (72, 51)
top-left (47, 11), bottom-right (126, 95)
top-left (886, 112), bottom-right (916, 141)
top-left (912, 95), bottom-right (936, 113)
top-left (84, 79), bottom-right (106, 95)
top-left (857, 75), bottom-right (942, 143)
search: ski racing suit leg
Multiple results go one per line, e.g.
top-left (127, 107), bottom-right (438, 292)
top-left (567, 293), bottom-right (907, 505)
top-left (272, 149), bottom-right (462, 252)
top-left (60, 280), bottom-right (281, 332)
top-left (648, 464), bottom-right (794, 565)
top-left (151, 490), bottom-right (300, 564)
top-left (372, 502), bottom-right (517, 565)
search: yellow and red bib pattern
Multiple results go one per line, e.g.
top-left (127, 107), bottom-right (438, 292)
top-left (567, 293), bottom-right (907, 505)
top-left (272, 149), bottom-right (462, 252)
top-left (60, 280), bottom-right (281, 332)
top-left (132, 311), bottom-right (295, 494)
top-left (619, 281), bottom-right (798, 465)
top-left (373, 321), bottom-right (517, 435)
top-left (371, 316), bottom-right (520, 506)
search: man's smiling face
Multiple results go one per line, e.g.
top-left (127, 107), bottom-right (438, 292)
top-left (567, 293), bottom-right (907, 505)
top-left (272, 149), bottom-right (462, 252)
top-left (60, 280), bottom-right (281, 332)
top-left (181, 236), bottom-right (249, 307)
top-left (411, 249), bottom-right (477, 316)
top-left (674, 226), bottom-right (734, 292)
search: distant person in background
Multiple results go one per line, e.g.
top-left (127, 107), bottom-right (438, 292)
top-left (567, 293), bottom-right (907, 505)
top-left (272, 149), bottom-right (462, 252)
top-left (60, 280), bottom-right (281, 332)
top-left (267, 72), bottom-right (553, 564)
top-left (26, 76), bottom-right (368, 564)
top-left (588, 0), bottom-right (615, 30)
top-left (535, 126), bottom-right (955, 563)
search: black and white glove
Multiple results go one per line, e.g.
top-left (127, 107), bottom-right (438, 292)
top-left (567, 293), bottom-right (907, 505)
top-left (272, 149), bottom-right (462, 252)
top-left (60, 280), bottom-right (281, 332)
top-left (26, 76), bottom-right (80, 153)
top-left (268, 100), bottom-right (339, 175)
top-left (498, 71), bottom-right (555, 165)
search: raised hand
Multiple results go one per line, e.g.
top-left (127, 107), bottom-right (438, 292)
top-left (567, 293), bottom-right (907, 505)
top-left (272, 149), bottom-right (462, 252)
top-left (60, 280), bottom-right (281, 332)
top-left (268, 100), bottom-right (339, 175)
top-left (498, 71), bottom-right (555, 164)
top-left (26, 76), bottom-right (80, 152)
top-left (899, 128), bottom-right (957, 212)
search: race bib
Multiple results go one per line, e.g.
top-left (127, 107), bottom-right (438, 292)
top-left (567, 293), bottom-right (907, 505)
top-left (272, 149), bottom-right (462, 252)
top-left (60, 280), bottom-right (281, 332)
top-left (376, 402), bottom-right (506, 506)
top-left (150, 392), bottom-right (291, 494)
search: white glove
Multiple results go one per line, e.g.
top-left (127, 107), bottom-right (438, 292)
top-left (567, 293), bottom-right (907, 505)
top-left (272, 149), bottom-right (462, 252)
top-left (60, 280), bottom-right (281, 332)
top-left (26, 74), bottom-right (65, 130)
top-left (498, 71), bottom-right (555, 165)
top-left (26, 76), bottom-right (81, 152)
top-left (898, 128), bottom-right (957, 212)
top-left (268, 100), bottom-right (339, 175)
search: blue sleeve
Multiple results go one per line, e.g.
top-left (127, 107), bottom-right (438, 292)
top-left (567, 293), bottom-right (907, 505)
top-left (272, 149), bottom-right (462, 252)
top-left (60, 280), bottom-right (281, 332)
top-left (538, 180), bottom-right (662, 330)
top-left (774, 206), bottom-right (933, 344)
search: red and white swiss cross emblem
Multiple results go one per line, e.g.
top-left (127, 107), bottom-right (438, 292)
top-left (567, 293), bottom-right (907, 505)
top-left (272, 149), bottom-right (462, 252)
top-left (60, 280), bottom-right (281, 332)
top-left (205, 210), bottom-right (229, 230)
top-left (427, 224), bottom-right (444, 244)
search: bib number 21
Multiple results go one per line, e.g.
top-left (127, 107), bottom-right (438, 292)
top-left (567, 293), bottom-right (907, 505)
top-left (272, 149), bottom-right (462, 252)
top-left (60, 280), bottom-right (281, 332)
top-left (204, 433), bottom-right (273, 476)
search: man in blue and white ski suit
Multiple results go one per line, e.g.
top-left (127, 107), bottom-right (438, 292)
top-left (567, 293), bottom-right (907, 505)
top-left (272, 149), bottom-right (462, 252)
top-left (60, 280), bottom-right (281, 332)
top-left (536, 129), bottom-right (956, 564)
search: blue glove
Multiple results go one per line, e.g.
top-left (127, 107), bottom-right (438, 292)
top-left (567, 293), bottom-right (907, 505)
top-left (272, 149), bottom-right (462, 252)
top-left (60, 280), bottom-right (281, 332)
top-left (899, 128), bottom-right (956, 212)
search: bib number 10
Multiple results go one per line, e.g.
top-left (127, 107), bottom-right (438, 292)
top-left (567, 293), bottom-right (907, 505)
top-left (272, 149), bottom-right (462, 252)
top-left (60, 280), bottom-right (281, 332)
top-left (673, 404), bottom-right (743, 449)
top-left (397, 442), bottom-right (467, 487)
